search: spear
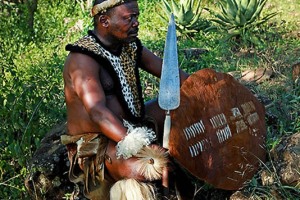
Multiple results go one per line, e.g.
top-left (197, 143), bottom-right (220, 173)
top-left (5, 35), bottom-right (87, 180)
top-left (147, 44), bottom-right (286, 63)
top-left (158, 13), bottom-right (180, 197)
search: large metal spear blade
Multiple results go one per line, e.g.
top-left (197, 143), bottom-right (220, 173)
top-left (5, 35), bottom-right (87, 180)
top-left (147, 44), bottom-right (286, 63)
top-left (158, 13), bottom-right (180, 149)
top-left (158, 13), bottom-right (180, 111)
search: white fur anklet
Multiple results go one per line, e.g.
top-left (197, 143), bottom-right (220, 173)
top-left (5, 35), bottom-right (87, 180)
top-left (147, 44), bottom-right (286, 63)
top-left (116, 120), bottom-right (156, 159)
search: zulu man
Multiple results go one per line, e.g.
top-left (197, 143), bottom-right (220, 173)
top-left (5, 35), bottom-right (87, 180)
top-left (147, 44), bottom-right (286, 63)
top-left (61, 0), bottom-right (189, 199)
top-left (61, 0), bottom-right (267, 199)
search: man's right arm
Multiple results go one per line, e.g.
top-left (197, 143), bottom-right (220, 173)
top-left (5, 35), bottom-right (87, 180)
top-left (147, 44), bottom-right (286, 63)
top-left (65, 53), bottom-right (127, 142)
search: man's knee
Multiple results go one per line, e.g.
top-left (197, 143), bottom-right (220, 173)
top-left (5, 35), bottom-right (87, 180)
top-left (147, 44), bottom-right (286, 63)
top-left (105, 142), bottom-right (167, 182)
top-left (105, 141), bottom-right (146, 181)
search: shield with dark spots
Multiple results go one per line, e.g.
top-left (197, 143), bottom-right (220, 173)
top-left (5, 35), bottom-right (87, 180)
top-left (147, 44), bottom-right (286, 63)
top-left (169, 69), bottom-right (266, 190)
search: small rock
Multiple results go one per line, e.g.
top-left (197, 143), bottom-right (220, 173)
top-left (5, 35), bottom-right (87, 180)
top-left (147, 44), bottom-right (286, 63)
top-left (292, 61), bottom-right (300, 85)
top-left (230, 191), bottom-right (250, 200)
top-left (241, 68), bottom-right (274, 83)
top-left (270, 133), bottom-right (300, 187)
top-left (24, 123), bottom-right (76, 200)
top-left (261, 170), bottom-right (275, 186)
top-left (182, 48), bottom-right (208, 59)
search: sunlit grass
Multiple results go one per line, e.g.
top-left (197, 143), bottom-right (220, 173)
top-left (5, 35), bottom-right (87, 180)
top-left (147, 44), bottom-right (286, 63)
top-left (0, 0), bottom-right (299, 198)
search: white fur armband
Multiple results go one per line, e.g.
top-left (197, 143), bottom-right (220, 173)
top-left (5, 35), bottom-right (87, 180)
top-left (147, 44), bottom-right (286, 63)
top-left (116, 121), bottom-right (156, 159)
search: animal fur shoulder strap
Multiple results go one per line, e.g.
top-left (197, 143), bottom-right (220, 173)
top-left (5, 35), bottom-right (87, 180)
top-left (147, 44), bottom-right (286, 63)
top-left (66, 31), bottom-right (145, 122)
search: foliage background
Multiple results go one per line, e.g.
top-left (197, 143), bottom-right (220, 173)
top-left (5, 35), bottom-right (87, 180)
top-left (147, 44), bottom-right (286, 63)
top-left (0, 0), bottom-right (299, 199)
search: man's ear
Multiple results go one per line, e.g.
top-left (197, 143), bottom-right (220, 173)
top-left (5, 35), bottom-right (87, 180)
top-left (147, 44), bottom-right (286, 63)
top-left (99, 15), bottom-right (109, 27)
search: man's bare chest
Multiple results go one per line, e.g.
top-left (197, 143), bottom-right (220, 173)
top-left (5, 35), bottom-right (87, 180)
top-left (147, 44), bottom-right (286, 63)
top-left (99, 67), bottom-right (115, 95)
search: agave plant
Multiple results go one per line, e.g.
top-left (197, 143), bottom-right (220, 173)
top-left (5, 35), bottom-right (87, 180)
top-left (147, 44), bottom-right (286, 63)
top-left (160, 0), bottom-right (209, 37)
top-left (212, 0), bottom-right (277, 37)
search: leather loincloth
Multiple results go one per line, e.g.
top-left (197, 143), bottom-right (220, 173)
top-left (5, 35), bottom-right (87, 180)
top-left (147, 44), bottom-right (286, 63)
top-left (61, 133), bottom-right (112, 199)
top-left (60, 117), bottom-right (159, 199)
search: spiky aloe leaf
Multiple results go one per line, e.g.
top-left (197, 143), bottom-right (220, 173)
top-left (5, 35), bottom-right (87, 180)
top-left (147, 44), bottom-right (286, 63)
top-left (211, 18), bottom-right (231, 27)
top-left (159, 0), bottom-right (173, 24)
top-left (183, 0), bottom-right (193, 14)
top-left (241, 0), bottom-right (250, 14)
top-left (248, 0), bottom-right (267, 23)
top-left (211, 0), bottom-right (276, 44)
top-left (252, 11), bottom-right (277, 26)
top-left (235, 6), bottom-right (242, 26)
top-left (194, 0), bottom-right (202, 14)
top-left (222, 29), bottom-right (242, 41)
top-left (171, 0), bottom-right (180, 16)
top-left (219, 2), bottom-right (235, 24)
top-left (229, 0), bottom-right (238, 11)
top-left (177, 4), bottom-right (187, 25)
top-left (235, 1), bottom-right (247, 26)
top-left (160, 0), bottom-right (206, 37)
top-left (244, 0), bottom-right (258, 20)
top-left (186, 12), bottom-right (202, 28)
top-left (183, 1), bottom-right (195, 23)
top-left (226, 0), bottom-right (238, 20)
top-left (161, 0), bottom-right (172, 16)
top-left (215, 13), bottom-right (232, 24)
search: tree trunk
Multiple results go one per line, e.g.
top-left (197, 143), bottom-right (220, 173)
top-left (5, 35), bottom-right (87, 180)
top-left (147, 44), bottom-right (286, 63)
top-left (25, 0), bottom-right (38, 32)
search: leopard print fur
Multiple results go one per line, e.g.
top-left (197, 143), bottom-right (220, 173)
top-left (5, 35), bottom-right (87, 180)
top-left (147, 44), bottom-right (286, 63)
top-left (67, 32), bottom-right (143, 119)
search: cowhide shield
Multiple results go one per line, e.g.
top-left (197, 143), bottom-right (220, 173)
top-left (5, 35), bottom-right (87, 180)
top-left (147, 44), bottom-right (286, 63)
top-left (169, 68), bottom-right (266, 190)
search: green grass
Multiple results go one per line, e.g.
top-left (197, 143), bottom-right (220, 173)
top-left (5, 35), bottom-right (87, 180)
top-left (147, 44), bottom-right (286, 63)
top-left (122, 0), bottom-right (300, 198)
top-left (0, 0), bottom-right (299, 199)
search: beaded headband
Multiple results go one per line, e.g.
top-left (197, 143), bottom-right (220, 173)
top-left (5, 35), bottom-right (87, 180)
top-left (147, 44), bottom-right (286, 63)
top-left (91, 0), bottom-right (125, 16)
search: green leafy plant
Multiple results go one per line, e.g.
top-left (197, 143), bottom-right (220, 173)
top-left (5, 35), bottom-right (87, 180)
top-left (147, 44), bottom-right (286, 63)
top-left (210, 0), bottom-right (277, 43)
top-left (160, 0), bottom-right (209, 38)
top-left (0, 0), bottom-right (87, 198)
top-left (0, 0), bottom-right (299, 199)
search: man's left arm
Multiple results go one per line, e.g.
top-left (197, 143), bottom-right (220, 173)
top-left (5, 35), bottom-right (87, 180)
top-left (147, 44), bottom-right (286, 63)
top-left (140, 47), bottom-right (189, 85)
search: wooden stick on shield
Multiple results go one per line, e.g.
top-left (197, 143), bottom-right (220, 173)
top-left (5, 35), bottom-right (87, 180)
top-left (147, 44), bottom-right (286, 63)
top-left (158, 13), bottom-right (180, 197)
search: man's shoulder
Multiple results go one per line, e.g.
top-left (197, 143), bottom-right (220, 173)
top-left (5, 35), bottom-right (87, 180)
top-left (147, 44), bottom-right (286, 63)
top-left (66, 33), bottom-right (98, 55)
top-left (64, 51), bottom-right (101, 74)
top-left (65, 32), bottom-right (108, 66)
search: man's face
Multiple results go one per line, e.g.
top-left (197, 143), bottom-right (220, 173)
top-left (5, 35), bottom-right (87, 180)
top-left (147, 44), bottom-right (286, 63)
top-left (107, 1), bottom-right (140, 43)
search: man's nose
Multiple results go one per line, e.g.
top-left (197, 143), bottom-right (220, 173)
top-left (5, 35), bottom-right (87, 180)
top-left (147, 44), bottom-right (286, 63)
top-left (132, 18), bottom-right (139, 27)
